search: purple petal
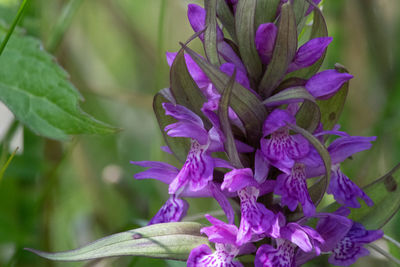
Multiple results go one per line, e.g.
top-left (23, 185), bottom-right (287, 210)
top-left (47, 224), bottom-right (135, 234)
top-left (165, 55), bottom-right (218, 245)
top-left (254, 149), bottom-right (270, 183)
top-left (328, 166), bottom-right (373, 208)
top-left (287, 37), bottom-right (332, 73)
top-left (262, 109), bottom-right (296, 136)
top-left (148, 196), bottom-right (188, 225)
top-left (255, 241), bottom-right (296, 267)
top-left (131, 161), bottom-right (178, 184)
top-left (169, 140), bottom-right (214, 194)
top-left (328, 136), bottom-right (376, 164)
top-left (222, 168), bottom-right (258, 192)
top-left (165, 121), bottom-right (209, 145)
top-left (236, 187), bottom-right (275, 245)
top-left (187, 4), bottom-right (224, 41)
top-left (201, 214), bottom-right (238, 244)
top-left (218, 42), bottom-right (247, 73)
top-left (305, 0), bottom-right (322, 16)
top-left (187, 243), bottom-right (243, 267)
top-left (274, 163), bottom-right (316, 217)
top-left (347, 222), bottom-right (384, 244)
top-left (280, 223), bottom-right (324, 254)
top-left (163, 103), bottom-right (204, 127)
top-left (329, 244), bottom-right (370, 267)
top-left (305, 70), bottom-right (353, 99)
top-left (255, 23), bottom-right (278, 65)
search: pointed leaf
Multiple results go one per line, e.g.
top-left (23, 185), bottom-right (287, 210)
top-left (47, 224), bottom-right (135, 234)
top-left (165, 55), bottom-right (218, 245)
top-left (259, 2), bottom-right (298, 97)
top-left (153, 89), bottom-right (190, 163)
top-left (170, 48), bottom-right (209, 126)
top-left (288, 123), bottom-right (331, 207)
top-left (325, 163), bottom-right (400, 230)
top-left (216, 0), bottom-right (237, 42)
top-left (317, 64), bottom-right (349, 131)
top-left (27, 222), bottom-right (209, 262)
top-left (182, 44), bottom-right (267, 145)
top-left (263, 86), bottom-right (315, 106)
top-left (204, 0), bottom-right (220, 65)
top-left (235, 0), bottom-right (262, 84)
top-left (287, 1), bottom-right (328, 79)
top-left (218, 69), bottom-right (242, 168)
top-left (0, 29), bottom-right (116, 140)
top-left (255, 0), bottom-right (280, 27)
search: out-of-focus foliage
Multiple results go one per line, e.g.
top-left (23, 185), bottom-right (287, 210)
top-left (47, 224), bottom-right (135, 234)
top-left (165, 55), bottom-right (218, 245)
top-left (0, 0), bottom-right (399, 266)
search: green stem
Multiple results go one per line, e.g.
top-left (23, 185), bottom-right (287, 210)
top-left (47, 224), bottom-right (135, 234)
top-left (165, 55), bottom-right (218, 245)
top-left (46, 0), bottom-right (85, 53)
top-left (383, 235), bottom-right (400, 251)
top-left (367, 243), bottom-right (400, 265)
top-left (0, 0), bottom-right (29, 57)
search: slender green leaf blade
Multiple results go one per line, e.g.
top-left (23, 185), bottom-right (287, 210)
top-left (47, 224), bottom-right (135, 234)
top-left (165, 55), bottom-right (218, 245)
top-left (182, 44), bottom-right (267, 145)
top-left (26, 222), bottom-right (209, 261)
top-left (263, 86), bottom-right (315, 106)
top-left (0, 30), bottom-right (116, 140)
top-left (218, 70), bottom-right (242, 168)
top-left (204, 0), bottom-right (220, 65)
top-left (296, 99), bottom-right (321, 133)
top-left (235, 0), bottom-right (262, 84)
top-left (170, 48), bottom-right (208, 124)
top-left (216, 0), bottom-right (237, 42)
top-left (259, 2), bottom-right (297, 97)
top-left (255, 0), bottom-right (280, 27)
top-left (153, 89), bottom-right (190, 163)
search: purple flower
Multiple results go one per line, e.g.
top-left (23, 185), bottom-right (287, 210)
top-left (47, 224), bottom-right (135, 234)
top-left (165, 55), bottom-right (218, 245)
top-left (305, 69), bottom-right (353, 99)
top-left (255, 23), bottom-right (277, 65)
top-left (307, 135), bottom-right (376, 208)
top-left (148, 195), bottom-right (188, 225)
top-left (260, 109), bottom-right (310, 173)
top-left (329, 222), bottom-right (383, 266)
top-left (275, 163), bottom-right (316, 217)
top-left (255, 240), bottom-right (296, 267)
top-left (187, 214), bottom-right (256, 267)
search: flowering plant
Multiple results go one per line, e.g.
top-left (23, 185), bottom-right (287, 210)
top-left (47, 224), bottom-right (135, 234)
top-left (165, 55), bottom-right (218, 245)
top-left (28, 0), bottom-right (400, 266)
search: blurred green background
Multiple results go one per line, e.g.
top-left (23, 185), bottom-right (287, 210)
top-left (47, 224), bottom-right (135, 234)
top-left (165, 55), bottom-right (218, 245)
top-left (0, 0), bottom-right (399, 266)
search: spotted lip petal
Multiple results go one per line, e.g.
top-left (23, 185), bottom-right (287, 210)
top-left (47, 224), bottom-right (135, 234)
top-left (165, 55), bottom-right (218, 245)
top-left (255, 240), bottom-right (296, 267)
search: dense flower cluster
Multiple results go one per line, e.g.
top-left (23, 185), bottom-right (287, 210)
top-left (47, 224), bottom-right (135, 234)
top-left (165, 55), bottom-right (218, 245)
top-left (132, 1), bottom-right (383, 266)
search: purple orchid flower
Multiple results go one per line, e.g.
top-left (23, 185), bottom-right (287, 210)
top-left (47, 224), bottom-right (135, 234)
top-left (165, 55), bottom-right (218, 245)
top-left (221, 168), bottom-right (277, 245)
top-left (255, 215), bottom-right (324, 267)
top-left (187, 214), bottom-right (256, 267)
top-left (307, 135), bottom-right (376, 208)
top-left (329, 222), bottom-right (383, 266)
top-left (148, 195), bottom-right (188, 225)
top-left (260, 108), bottom-right (310, 173)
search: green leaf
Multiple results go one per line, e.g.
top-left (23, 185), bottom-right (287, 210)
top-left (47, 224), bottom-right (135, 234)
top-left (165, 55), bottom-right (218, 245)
top-left (255, 0), bottom-right (280, 27)
top-left (26, 222), bottom-right (210, 262)
top-left (295, 99), bottom-right (321, 133)
top-left (0, 29), bottom-right (116, 140)
top-left (259, 2), bottom-right (297, 98)
top-left (182, 44), bottom-right (268, 145)
top-left (0, 147), bottom-right (18, 184)
top-left (317, 64), bottom-right (349, 131)
top-left (288, 123), bottom-right (331, 207)
top-left (153, 89), bottom-right (190, 163)
top-left (216, 0), bottom-right (237, 42)
top-left (170, 48), bottom-right (208, 125)
top-left (235, 0), bottom-right (262, 84)
top-left (263, 86), bottom-right (315, 106)
top-left (325, 163), bottom-right (400, 230)
top-left (218, 69), bottom-right (242, 168)
top-left (287, 2), bottom-right (328, 79)
top-left (204, 0), bottom-right (220, 65)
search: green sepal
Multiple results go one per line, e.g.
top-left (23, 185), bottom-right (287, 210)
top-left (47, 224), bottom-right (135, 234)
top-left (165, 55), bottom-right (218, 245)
top-left (255, 0), bottom-right (280, 27)
top-left (26, 222), bottom-right (210, 262)
top-left (204, 0), bottom-right (220, 65)
top-left (216, 0), bottom-right (237, 42)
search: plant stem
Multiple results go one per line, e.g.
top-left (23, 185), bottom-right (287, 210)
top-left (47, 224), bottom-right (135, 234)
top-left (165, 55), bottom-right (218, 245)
top-left (0, 0), bottom-right (29, 57)
top-left (367, 243), bottom-right (400, 265)
top-left (46, 0), bottom-right (85, 53)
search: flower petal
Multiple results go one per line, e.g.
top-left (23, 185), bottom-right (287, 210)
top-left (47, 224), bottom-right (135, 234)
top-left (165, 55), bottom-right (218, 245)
top-left (255, 23), bottom-right (278, 65)
top-left (148, 196), bottom-right (188, 225)
top-left (305, 70), bottom-right (353, 99)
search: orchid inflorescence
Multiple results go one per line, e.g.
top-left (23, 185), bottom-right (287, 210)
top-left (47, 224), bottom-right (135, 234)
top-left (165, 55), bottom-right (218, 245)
top-left (131, 1), bottom-right (384, 266)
